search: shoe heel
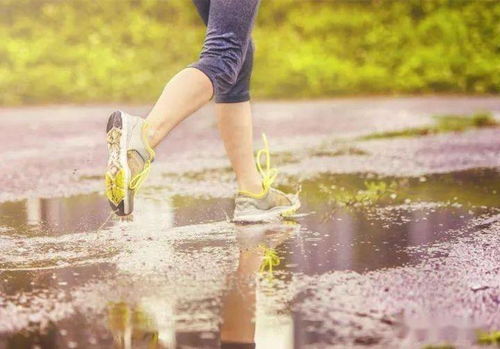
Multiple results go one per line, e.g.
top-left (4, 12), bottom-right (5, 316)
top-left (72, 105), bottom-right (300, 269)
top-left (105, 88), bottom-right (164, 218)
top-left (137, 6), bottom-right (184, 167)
top-left (106, 110), bottom-right (123, 133)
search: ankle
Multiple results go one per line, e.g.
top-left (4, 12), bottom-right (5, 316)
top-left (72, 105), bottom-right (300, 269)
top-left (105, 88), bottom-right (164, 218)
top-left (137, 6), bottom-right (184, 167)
top-left (238, 180), bottom-right (263, 194)
top-left (144, 124), bottom-right (160, 149)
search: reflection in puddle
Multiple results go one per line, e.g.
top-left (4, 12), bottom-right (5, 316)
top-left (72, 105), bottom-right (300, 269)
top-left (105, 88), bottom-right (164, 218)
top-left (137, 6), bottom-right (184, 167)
top-left (0, 193), bottom-right (110, 237)
top-left (0, 169), bottom-right (498, 348)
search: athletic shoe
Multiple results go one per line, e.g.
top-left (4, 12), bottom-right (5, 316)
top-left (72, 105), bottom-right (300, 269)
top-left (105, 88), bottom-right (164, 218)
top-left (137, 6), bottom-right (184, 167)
top-left (233, 134), bottom-right (300, 223)
top-left (105, 110), bottom-right (155, 216)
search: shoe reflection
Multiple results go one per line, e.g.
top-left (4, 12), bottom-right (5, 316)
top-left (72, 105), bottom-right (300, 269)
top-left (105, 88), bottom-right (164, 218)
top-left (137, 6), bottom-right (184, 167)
top-left (221, 222), bottom-right (299, 349)
top-left (104, 221), bottom-right (298, 349)
top-left (107, 302), bottom-right (160, 349)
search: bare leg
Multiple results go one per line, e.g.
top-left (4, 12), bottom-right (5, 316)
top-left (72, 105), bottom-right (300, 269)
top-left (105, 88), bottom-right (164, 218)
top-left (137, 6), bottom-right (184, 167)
top-left (216, 102), bottom-right (262, 194)
top-left (220, 248), bottom-right (261, 345)
top-left (146, 67), bottom-right (213, 148)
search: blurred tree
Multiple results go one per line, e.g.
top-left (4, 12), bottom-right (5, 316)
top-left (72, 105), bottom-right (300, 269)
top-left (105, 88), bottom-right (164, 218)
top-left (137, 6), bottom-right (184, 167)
top-left (0, 0), bottom-right (498, 105)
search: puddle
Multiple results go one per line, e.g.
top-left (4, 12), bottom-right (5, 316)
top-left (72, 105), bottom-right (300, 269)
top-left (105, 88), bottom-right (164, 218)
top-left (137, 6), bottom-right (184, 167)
top-left (0, 168), bottom-right (498, 348)
top-left (0, 193), bottom-right (110, 238)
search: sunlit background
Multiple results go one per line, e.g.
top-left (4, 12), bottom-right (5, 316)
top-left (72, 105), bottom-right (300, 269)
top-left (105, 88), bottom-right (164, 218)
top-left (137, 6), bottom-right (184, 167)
top-left (0, 0), bottom-right (498, 105)
top-left (1, 1), bottom-right (500, 348)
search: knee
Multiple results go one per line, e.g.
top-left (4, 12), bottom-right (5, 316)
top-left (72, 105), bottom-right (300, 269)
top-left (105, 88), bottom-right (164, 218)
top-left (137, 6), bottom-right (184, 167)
top-left (196, 32), bottom-right (246, 94)
top-left (218, 55), bottom-right (240, 88)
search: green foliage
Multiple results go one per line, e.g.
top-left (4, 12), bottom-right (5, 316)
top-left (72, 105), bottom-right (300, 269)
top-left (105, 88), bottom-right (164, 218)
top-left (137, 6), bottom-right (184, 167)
top-left (273, 146), bottom-right (369, 166)
top-left (302, 169), bottom-right (500, 210)
top-left (310, 145), bottom-right (369, 157)
top-left (362, 127), bottom-right (433, 139)
top-left (361, 111), bottom-right (498, 140)
top-left (477, 330), bottom-right (500, 346)
top-left (320, 180), bottom-right (397, 207)
top-left (434, 111), bottom-right (498, 131)
top-left (0, 0), bottom-right (499, 105)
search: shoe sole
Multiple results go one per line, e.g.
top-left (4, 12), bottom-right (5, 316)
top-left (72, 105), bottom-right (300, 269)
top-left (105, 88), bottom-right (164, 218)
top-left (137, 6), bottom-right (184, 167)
top-left (233, 198), bottom-right (301, 223)
top-left (105, 111), bottom-right (132, 216)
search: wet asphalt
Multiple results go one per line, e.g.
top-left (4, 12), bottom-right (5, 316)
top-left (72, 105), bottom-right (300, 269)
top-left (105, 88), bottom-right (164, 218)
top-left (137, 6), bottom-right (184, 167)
top-left (0, 97), bottom-right (499, 348)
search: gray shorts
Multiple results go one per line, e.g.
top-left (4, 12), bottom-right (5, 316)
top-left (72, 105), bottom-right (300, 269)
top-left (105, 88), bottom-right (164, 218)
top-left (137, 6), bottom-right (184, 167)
top-left (190, 0), bottom-right (260, 103)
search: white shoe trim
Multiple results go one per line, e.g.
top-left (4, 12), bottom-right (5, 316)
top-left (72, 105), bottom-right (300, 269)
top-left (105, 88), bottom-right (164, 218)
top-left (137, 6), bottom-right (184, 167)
top-left (119, 111), bottom-right (131, 214)
top-left (233, 197), bottom-right (301, 223)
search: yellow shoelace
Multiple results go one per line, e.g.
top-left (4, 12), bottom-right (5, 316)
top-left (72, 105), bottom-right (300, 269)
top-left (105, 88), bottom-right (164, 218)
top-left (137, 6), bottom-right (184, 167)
top-left (239, 133), bottom-right (278, 199)
top-left (129, 122), bottom-right (155, 191)
top-left (105, 168), bottom-right (126, 205)
top-left (258, 245), bottom-right (280, 274)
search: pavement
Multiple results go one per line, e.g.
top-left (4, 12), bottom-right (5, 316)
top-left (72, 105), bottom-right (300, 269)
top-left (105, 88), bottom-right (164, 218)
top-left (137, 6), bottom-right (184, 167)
top-left (1, 96), bottom-right (499, 201)
top-left (0, 96), bottom-right (499, 348)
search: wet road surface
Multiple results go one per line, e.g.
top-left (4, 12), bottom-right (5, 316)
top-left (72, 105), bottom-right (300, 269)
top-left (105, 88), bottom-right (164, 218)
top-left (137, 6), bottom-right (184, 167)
top-left (0, 97), bottom-right (499, 348)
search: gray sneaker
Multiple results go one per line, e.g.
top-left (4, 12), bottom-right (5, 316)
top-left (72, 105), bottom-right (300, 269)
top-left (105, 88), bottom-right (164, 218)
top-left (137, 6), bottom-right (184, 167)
top-left (233, 134), bottom-right (301, 223)
top-left (233, 188), bottom-right (301, 223)
top-left (105, 110), bottom-right (155, 216)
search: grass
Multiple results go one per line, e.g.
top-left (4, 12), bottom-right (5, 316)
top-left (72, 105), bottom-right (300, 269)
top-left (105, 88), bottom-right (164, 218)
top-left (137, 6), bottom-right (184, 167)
top-left (273, 146), bottom-right (369, 166)
top-left (361, 112), bottom-right (497, 140)
top-left (310, 146), bottom-right (369, 157)
top-left (303, 168), bottom-right (500, 209)
top-left (477, 330), bottom-right (500, 346)
top-left (422, 331), bottom-right (500, 348)
top-left (418, 330), bottom-right (500, 348)
top-left (320, 180), bottom-right (397, 207)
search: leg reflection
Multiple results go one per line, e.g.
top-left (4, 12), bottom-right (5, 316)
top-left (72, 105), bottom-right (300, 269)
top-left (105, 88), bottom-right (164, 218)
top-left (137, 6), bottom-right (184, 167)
top-left (220, 222), bottom-right (298, 348)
